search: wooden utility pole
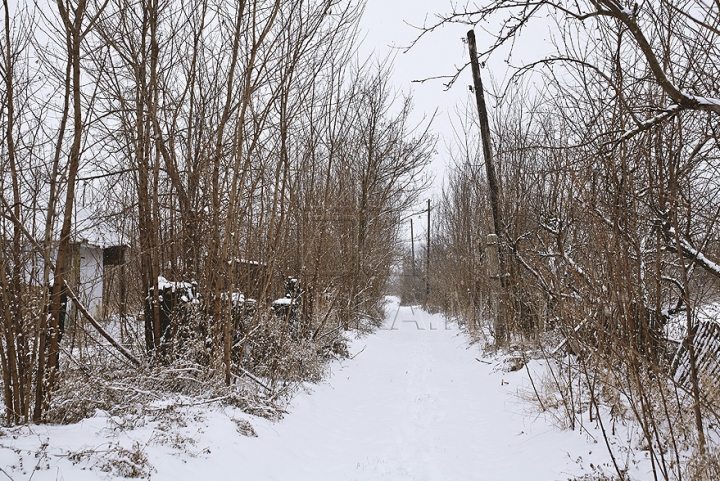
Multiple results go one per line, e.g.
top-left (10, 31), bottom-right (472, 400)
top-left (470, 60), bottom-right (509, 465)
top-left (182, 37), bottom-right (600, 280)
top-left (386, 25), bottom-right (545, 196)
top-left (467, 29), bottom-right (507, 345)
top-left (485, 234), bottom-right (506, 344)
top-left (426, 199), bottom-right (430, 302)
top-left (467, 30), bottom-right (502, 239)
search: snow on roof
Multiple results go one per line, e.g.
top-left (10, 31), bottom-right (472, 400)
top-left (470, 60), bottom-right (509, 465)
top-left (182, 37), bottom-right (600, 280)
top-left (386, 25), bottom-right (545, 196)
top-left (157, 276), bottom-right (195, 292)
top-left (272, 297), bottom-right (294, 306)
top-left (72, 204), bottom-right (125, 248)
top-left (228, 257), bottom-right (267, 266)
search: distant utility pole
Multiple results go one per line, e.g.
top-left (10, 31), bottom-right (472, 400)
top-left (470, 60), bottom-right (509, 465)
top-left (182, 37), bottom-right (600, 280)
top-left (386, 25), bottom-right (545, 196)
top-left (467, 29), bottom-right (507, 345)
top-left (410, 219), bottom-right (416, 277)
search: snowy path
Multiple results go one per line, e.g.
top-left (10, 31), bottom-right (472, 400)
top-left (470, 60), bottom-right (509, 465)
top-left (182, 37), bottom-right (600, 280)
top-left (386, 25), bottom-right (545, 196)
top-left (212, 300), bottom-right (627, 480)
top-left (1, 299), bottom-right (650, 480)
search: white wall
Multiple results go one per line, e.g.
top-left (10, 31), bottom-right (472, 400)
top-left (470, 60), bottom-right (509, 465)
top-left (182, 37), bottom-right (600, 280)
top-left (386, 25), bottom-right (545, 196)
top-left (75, 243), bottom-right (103, 319)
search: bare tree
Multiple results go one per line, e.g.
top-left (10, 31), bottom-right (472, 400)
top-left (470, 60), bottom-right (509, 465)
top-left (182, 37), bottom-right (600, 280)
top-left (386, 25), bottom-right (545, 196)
top-left (1, 0), bottom-right (435, 427)
top-left (425, 0), bottom-right (720, 476)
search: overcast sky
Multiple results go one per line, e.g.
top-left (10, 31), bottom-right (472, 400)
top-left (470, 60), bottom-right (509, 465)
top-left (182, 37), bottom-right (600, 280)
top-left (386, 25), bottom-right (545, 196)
top-left (358, 1), bottom-right (554, 198)
top-left (357, 0), bottom-right (557, 246)
top-left (358, 1), bottom-right (472, 198)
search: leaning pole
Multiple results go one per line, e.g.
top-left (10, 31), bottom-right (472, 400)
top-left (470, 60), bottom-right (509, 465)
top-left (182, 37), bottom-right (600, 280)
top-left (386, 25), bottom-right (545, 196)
top-left (467, 29), bottom-right (507, 345)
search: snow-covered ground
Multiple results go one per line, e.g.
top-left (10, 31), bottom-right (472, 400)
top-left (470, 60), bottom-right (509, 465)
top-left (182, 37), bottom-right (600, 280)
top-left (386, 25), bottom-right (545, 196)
top-left (0, 298), bottom-right (653, 480)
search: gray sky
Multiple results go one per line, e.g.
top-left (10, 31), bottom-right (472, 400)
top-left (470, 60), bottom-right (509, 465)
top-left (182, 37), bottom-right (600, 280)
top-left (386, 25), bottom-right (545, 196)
top-left (357, 0), bottom-right (556, 247)
top-left (358, 1), bottom-right (473, 197)
top-left (358, 1), bottom-right (555, 200)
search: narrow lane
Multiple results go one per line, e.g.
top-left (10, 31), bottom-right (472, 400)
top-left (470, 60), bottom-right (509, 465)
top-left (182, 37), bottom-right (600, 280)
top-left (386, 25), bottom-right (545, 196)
top-left (214, 298), bottom-right (621, 480)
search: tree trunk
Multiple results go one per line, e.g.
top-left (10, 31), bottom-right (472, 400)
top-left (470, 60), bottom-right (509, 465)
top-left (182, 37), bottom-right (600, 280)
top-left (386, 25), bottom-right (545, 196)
top-left (45, 0), bottom-right (88, 413)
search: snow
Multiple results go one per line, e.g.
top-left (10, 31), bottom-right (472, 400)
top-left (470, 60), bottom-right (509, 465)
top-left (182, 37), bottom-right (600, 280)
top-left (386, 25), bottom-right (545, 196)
top-left (695, 96), bottom-right (720, 107)
top-left (619, 105), bottom-right (681, 141)
top-left (0, 298), bottom-right (653, 480)
top-left (229, 257), bottom-right (266, 266)
top-left (156, 277), bottom-right (194, 293)
top-left (679, 235), bottom-right (720, 277)
top-left (666, 226), bottom-right (720, 277)
top-left (680, 91), bottom-right (720, 109)
top-left (665, 302), bottom-right (720, 342)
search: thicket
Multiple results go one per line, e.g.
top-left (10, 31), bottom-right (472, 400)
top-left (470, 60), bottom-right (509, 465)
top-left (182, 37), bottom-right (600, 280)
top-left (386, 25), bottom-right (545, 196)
top-left (0, 0), bottom-right (434, 425)
top-left (414, 0), bottom-right (720, 479)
